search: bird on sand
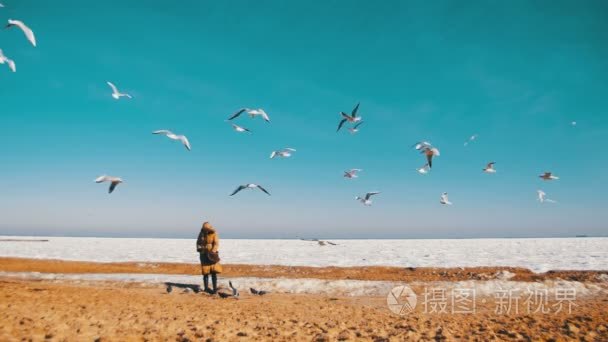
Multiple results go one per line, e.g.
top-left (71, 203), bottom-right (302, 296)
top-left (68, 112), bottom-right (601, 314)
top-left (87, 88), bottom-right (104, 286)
top-left (356, 191), bottom-right (380, 206)
top-left (483, 162), bottom-right (497, 173)
top-left (440, 192), bottom-right (452, 205)
top-left (6, 19), bottom-right (36, 47)
top-left (106, 81), bottom-right (132, 100)
top-left (95, 175), bottom-right (123, 194)
top-left (539, 172), bottom-right (559, 181)
top-left (152, 130), bottom-right (191, 151)
top-left (343, 169), bottom-right (362, 179)
top-left (464, 134), bottom-right (478, 146)
top-left (537, 190), bottom-right (556, 204)
top-left (227, 108), bottom-right (270, 122)
top-left (230, 123), bottom-right (251, 134)
top-left (348, 121), bottom-right (364, 134)
top-left (250, 288), bottom-right (269, 296)
top-left (416, 163), bottom-right (430, 174)
top-left (0, 49), bottom-right (15, 72)
top-left (270, 148), bottom-right (296, 159)
top-left (218, 281), bottom-right (239, 298)
top-left (337, 103), bottom-right (362, 132)
top-left (230, 184), bottom-right (271, 196)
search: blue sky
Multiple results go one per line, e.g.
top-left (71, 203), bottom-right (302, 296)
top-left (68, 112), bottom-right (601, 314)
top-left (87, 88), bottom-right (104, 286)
top-left (1, 0), bottom-right (607, 238)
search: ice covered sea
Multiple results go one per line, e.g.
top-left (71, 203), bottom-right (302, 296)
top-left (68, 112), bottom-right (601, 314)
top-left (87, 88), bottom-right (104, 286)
top-left (1, 236), bottom-right (607, 273)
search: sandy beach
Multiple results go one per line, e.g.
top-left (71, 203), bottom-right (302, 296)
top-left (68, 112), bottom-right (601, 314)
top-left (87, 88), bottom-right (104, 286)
top-left (1, 257), bottom-right (608, 341)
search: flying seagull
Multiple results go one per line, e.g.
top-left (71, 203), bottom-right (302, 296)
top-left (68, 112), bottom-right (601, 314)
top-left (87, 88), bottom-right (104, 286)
top-left (539, 172), bottom-right (559, 181)
top-left (348, 121), bottom-right (364, 134)
top-left (0, 49), bottom-right (15, 72)
top-left (152, 130), bottom-right (191, 151)
top-left (343, 169), bottom-right (362, 179)
top-left (464, 134), bottom-right (478, 147)
top-left (421, 146), bottom-right (440, 168)
top-left (6, 19), bottom-right (36, 47)
top-left (230, 184), bottom-right (271, 196)
top-left (483, 162), bottom-right (497, 173)
top-left (95, 175), bottom-right (123, 194)
top-left (537, 190), bottom-right (556, 204)
top-left (440, 192), bottom-right (452, 205)
top-left (356, 191), bottom-right (380, 206)
top-left (337, 103), bottom-right (362, 132)
top-left (270, 148), bottom-right (296, 159)
top-left (227, 108), bottom-right (270, 122)
top-left (230, 123), bottom-right (251, 134)
top-left (107, 81), bottom-right (132, 100)
top-left (416, 163), bottom-right (430, 175)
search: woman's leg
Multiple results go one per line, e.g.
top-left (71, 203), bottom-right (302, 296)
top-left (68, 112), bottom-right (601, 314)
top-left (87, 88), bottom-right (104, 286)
top-left (211, 273), bottom-right (218, 294)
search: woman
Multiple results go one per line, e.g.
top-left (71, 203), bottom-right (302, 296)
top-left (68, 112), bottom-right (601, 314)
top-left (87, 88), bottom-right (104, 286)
top-left (196, 222), bottom-right (223, 294)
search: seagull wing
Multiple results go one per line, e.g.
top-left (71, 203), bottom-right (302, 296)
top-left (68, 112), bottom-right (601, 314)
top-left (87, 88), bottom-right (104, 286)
top-left (227, 108), bottom-right (246, 120)
top-left (270, 151), bottom-right (277, 159)
top-left (95, 175), bottom-right (109, 183)
top-left (9, 20), bottom-right (36, 47)
top-left (365, 191), bottom-right (380, 200)
top-left (284, 148), bottom-right (296, 152)
top-left (256, 185), bottom-right (271, 196)
top-left (152, 130), bottom-right (172, 135)
top-left (107, 81), bottom-right (118, 93)
top-left (336, 118), bottom-right (347, 132)
top-left (351, 102), bottom-right (360, 117)
top-left (108, 181), bottom-right (119, 194)
top-left (353, 121), bottom-right (364, 129)
top-left (180, 136), bottom-right (191, 151)
top-left (260, 110), bottom-right (270, 122)
top-left (230, 185), bottom-right (247, 196)
top-left (7, 59), bottom-right (15, 72)
top-left (250, 288), bottom-right (258, 295)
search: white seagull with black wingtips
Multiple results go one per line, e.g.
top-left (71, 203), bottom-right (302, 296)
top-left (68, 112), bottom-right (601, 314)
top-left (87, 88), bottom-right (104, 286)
top-left (6, 19), bottom-right (36, 47)
top-left (356, 191), bottom-right (380, 206)
top-left (440, 192), bottom-right (452, 205)
top-left (270, 148), bottom-right (296, 159)
top-left (95, 175), bottom-right (123, 194)
top-left (483, 162), bottom-right (497, 173)
top-left (107, 81), bottom-right (132, 100)
top-left (227, 108), bottom-right (270, 122)
top-left (152, 130), bottom-right (191, 151)
top-left (230, 184), bottom-right (271, 196)
top-left (0, 49), bottom-right (15, 72)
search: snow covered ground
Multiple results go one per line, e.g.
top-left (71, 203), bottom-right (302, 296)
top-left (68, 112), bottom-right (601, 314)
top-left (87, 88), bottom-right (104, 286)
top-left (0, 271), bottom-right (605, 297)
top-left (1, 236), bottom-right (607, 273)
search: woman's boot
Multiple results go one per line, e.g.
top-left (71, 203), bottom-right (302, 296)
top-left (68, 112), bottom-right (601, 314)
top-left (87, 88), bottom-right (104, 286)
top-left (203, 274), bottom-right (211, 293)
top-left (211, 273), bottom-right (218, 294)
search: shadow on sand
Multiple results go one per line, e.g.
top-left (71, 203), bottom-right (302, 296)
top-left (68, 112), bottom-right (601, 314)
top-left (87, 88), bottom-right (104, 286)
top-left (164, 282), bottom-right (201, 294)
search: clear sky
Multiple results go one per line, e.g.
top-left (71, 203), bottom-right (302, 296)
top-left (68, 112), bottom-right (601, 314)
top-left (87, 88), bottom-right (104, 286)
top-left (1, 0), bottom-right (607, 238)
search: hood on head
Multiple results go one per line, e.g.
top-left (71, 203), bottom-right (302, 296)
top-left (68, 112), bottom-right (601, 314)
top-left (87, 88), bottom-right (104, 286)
top-left (202, 222), bottom-right (215, 233)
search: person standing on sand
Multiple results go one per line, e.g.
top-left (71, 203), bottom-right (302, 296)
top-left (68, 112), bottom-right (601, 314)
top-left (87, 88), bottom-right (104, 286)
top-left (196, 222), bottom-right (222, 294)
